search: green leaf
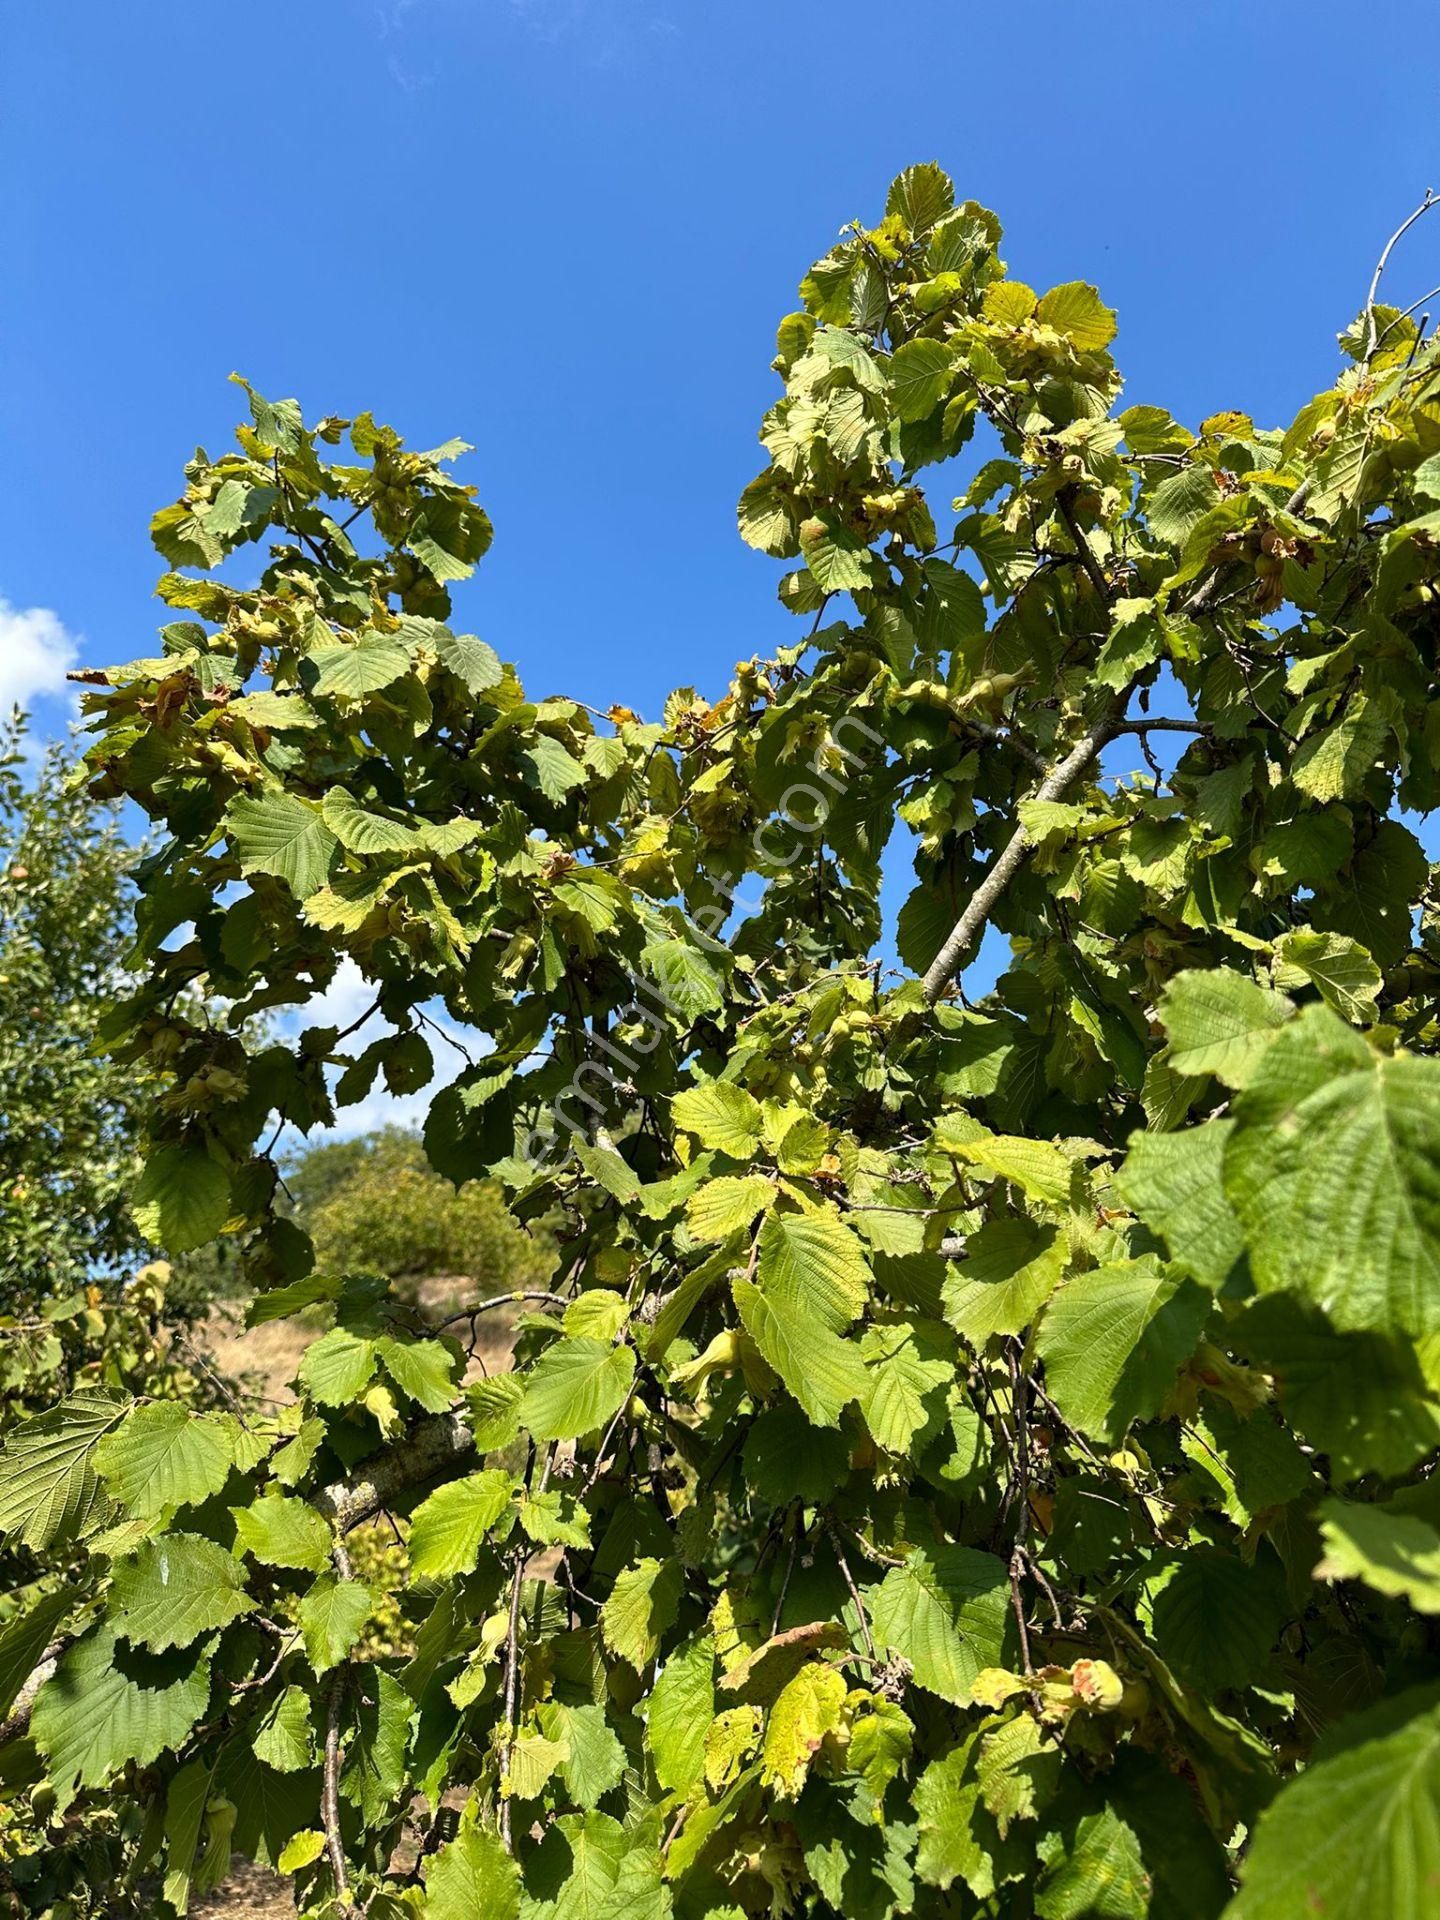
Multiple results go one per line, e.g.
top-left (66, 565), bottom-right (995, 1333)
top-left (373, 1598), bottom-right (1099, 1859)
top-left (860, 1319), bottom-right (953, 1454)
top-left (914, 1730), bottom-right (1007, 1895)
top-left (734, 1276), bottom-right (868, 1429)
top-left (738, 471), bottom-right (798, 556)
top-left (1232, 1294), bottom-right (1440, 1480)
top-left (563, 1289), bottom-right (630, 1341)
top-left (886, 161), bottom-right (954, 234)
top-left (943, 1219), bottom-right (1066, 1344)
top-left (868, 1545), bottom-right (1010, 1706)
top-left (132, 1145), bottom-right (233, 1254)
top-left (504, 1730), bottom-right (568, 1801)
top-left (1313, 818), bottom-right (1428, 970)
top-left (671, 1080), bottom-right (763, 1158)
top-left (1035, 1804), bottom-right (1148, 1919)
top-left (94, 1404), bottom-right (235, 1519)
top-left (310, 636), bottom-right (412, 700)
top-left (1157, 969), bottom-right (1292, 1087)
top-left (520, 1337), bottom-right (636, 1442)
top-left (1291, 694), bottom-right (1392, 803)
top-left (297, 1327), bottom-right (376, 1406)
top-left (467, 1374), bottom-right (524, 1451)
top-left (759, 1207), bottom-right (870, 1322)
top-left (162, 1756), bottom-right (213, 1916)
top-left (1116, 1120), bottom-right (1245, 1292)
top-left (231, 1489), bottom-right (332, 1574)
top-left (645, 1633), bottom-right (714, 1795)
top-left (1230, 1689), bottom-right (1440, 1920)
top-left (517, 1486), bottom-right (591, 1549)
top-left (1036, 281), bottom-right (1118, 351)
top-left (743, 1405), bottom-right (850, 1509)
top-left (276, 1830), bottom-right (325, 1874)
top-left (538, 1700), bottom-right (627, 1810)
top-left (640, 932), bottom-right (725, 1019)
top-left (600, 1556), bottom-right (683, 1671)
top-left (321, 787), bottom-right (419, 855)
top-left (1146, 463), bottom-right (1220, 546)
top-left (983, 280), bottom-right (1038, 327)
top-left (938, 1129), bottom-right (1077, 1208)
top-left (341, 1667), bottom-right (411, 1825)
top-left (33, 1624), bottom-right (212, 1809)
top-left (1150, 1546), bottom-right (1286, 1693)
top-left (889, 339), bottom-right (955, 423)
top-left (1225, 1007), bottom-right (1440, 1335)
top-left (422, 1821), bottom-right (521, 1920)
top-left (1316, 1499), bottom-right (1440, 1614)
top-left (376, 1334), bottom-right (460, 1412)
top-left (297, 1574), bottom-right (375, 1673)
top-left (407, 1470), bottom-right (514, 1580)
top-left (978, 1712), bottom-right (1061, 1836)
top-left (0, 1391), bottom-right (122, 1550)
top-left (224, 790), bottom-right (337, 899)
top-left (434, 629), bottom-right (503, 695)
top-left (112, 1533), bottom-right (255, 1651)
top-left (524, 734), bottom-right (586, 803)
top-left (252, 1686), bottom-right (315, 1774)
top-left (849, 1698), bottom-right (913, 1807)
top-left (1273, 928), bottom-right (1382, 1024)
top-left (685, 1174), bottom-right (775, 1245)
top-left (0, 1590), bottom-right (70, 1723)
top-left (799, 513), bottom-right (873, 592)
top-left (1035, 1257), bottom-right (1210, 1444)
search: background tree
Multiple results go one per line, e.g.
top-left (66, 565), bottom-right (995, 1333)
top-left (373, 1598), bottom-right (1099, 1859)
top-left (0, 716), bottom-right (150, 1308)
top-left (288, 1128), bottom-right (554, 1295)
top-left (2, 170), bottom-right (1440, 1920)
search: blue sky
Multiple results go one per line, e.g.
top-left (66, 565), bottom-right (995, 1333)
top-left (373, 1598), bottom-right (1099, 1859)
top-left (3, 0), bottom-right (1438, 727)
top-left (2, 1), bottom-right (1436, 1129)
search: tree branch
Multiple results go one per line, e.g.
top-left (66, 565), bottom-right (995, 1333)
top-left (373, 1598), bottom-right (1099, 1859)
top-left (322, 1665), bottom-right (358, 1918)
top-left (960, 718), bottom-right (1048, 773)
top-left (313, 1413), bottom-right (474, 1533)
top-left (1057, 489), bottom-right (1110, 603)
top-left (0, 1647), bottom-right (59, 1744)
top-left (824, 1518), bottom-right (876, 1661)
top-left (1110, 717), bottom-right (1207, 736)
top-left (500, 1443), bottom-right (555, 1852)
top-left (436, 1290), bottom-right (570, 1335)
top-left (921, 708), bottom-right (1122, 1005)
top-left (1365, 189), bottom-right (1438, 358)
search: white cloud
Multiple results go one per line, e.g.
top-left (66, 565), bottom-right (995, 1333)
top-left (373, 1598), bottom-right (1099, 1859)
top-left (276, 957), bottom-right (479, 1145)
top-left (0, 597), bottom-right (80, 716)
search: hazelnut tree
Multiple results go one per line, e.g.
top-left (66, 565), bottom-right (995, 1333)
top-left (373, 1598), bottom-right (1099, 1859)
top-left (3, 166), bottom-right (1440, 1919)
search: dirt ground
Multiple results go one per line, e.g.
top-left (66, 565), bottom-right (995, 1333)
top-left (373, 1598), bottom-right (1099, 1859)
top-left (203, 1273), bottom-right (517, 1406)
top-left (194, 1859), bottom-right (294, 1917)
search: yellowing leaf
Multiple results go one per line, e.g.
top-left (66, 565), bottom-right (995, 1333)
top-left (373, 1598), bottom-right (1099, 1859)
top-left (760, 1662), bottom-right (847, 1796)
top-left (1036, 280), bottom-right (1118, 351)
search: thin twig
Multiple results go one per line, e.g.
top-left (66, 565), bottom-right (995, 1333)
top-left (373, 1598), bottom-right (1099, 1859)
top-left (437, 1289), bottom-right (571, 1333)
top-left (322, 1666), bottom-right (358, 1917)
top-left (1006, 1346), bottom-right (1037, 1681)
top-left (1110, 717), bottom-right (1208, 736)
top-left (1365, 189), bottom-right (1438, 358)
top-left (922, 704), bottom-right (1123, 1004)
top-left (960, 716), bottom-right (1049, 773)
top-left (578, 1400), bottom-right (631, 1497)
top-left (825, 1518), bottom-right (876, 1660)
top-left (770, 1508), bottom-right (803, 1637)
top-left (833, 1521), bottom-right (906, 1570)
top-left (500, 1444), bottom-right (555, 1852)
top-left (1057, 489), bottom-right (1111, 603)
